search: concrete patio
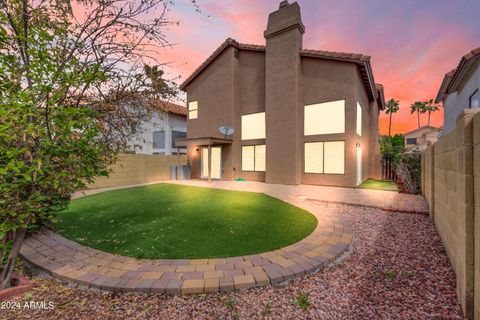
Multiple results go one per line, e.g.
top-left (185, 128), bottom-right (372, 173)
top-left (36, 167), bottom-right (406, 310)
top-left (166, 180), bottom-right (429, 214)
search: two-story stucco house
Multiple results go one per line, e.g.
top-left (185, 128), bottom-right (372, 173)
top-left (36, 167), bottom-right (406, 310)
top-left (177, 1), bottom-right (385, 187)
top-left (404, 126), bottom-right (442, 150)
top-left (436, 47), bottom-right (480, 136)
top-left (130, 100), bottom-right (187, 155)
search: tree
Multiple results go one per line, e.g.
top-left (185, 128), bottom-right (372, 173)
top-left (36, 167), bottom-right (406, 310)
top-left (385, 98), bottom-right (400, 137)
top-left (0, 0), bottom-right (182, 289)
top-left (410, 101), bottom-right (426, 129)
top-left (424, 99), bottom-right (440, 126)
top-left (380, 134), bottom-right (404, 159)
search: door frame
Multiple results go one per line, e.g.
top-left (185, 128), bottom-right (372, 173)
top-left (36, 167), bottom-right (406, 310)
top-left (356, 143), bottom-right (362, 186)
top-left (200, 146), bottom-right (222, 179)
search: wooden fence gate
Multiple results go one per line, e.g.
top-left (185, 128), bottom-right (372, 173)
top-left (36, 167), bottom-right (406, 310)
top-left (381, 155), bottom-right (397, 180)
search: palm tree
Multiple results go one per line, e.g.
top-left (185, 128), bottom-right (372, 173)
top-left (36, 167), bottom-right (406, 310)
top-left (385, 99), bottom-right (400, 137)
top-left (410, 101), bottom-right (425, 129)
top-left (424, 99), bottom-right (440, 126)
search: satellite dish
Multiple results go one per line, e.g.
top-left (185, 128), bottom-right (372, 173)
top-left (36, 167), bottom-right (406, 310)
top-left (219, 126), bottom-right (234, 138)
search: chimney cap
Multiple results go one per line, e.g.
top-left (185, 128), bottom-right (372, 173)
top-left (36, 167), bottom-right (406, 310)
top-left (264, 1), bottom-right (305, 39)
top-left (279, 1), bottom-right (289, 8)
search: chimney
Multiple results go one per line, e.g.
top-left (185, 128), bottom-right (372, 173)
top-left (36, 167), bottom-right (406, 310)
top-left (264, 1), bottom-right (305, 43)
top-left (264, 1), bottom-right (304, 185)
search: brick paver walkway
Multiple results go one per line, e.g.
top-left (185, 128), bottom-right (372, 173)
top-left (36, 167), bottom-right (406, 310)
top-left (20, 183), bottom-right (353, 294)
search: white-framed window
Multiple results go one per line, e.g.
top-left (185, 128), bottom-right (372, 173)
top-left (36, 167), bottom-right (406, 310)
top-left (470, 89), bottom-right (479, 108)
top-left (241, 112), bottom-right (265, 140)
top-left (242, 145), bottom-right (265, 172)
top-left (356, 102), bottom-right (362, 136)
top-left (324, 141), bottom-right (345, 174)
top-left (304, 142), bottom-right (324, 173)
top-left (304, 100), bottom-right (345, 136)
top-left (188, 101), bottom-right (198, 119)
top-left (153, 131), bottom-right (166, 149)
top-left (304, 141), bottom-right (345, 174)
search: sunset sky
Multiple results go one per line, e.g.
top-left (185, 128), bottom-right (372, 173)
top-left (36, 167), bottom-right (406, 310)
top-left (155, 0), bottom-right (480, 135)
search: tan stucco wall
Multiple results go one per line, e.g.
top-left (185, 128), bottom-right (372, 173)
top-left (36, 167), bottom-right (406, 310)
top-left (422, 109), bottom-right (479, 319)
top-left (300, 58), bottom-right (357, 187)
top-left (88, 153), bottom-right (187, 189)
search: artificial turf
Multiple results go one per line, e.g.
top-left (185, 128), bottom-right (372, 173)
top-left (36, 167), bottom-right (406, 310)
top-left (54, 184), bottom-right (317, 259)
top-left (357, 179), bottom-right (399, 192)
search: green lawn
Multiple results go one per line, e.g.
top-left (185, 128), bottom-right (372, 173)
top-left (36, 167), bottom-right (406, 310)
top-left (54, 184), bottom-right (317, 259)
top-left (358, 179), bottom-right (399, 192)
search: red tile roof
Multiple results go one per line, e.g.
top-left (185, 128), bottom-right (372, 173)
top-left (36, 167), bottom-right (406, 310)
top-left (179, 38), bottom-right (380, 102)
top-left (150, 99), bottom-right (187, 118)
top-left (435, 47), bottom-right (480, 103)
top-left (300, 49), bottom-right (370, 61)
top-left (404, 125), bottom-right (442, 136)
top-left (375, 84), bottom-right (386, 110)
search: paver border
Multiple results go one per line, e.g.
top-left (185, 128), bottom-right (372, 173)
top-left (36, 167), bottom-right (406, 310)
top-left (20, 184), bottom-right (353, 294)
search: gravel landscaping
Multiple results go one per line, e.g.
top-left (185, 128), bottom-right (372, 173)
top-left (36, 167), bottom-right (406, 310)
top-left (5, 203), bottom-right (463, 319)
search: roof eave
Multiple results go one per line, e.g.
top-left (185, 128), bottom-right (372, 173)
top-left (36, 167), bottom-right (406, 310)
top-left (435, 75), bottom-right (450, 104)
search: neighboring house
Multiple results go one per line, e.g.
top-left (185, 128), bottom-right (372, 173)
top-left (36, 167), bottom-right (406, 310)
top-left (436, 46), bottom-right (480, 136)
top-left (131, 100), bottom-right (187, 155)
top-left (176, 1), bottom-right (385, 187)
top-left (404, 126), bottom-right (442, 150)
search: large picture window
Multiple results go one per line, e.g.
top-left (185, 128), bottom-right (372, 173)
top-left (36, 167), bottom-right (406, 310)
top-left (242, 145), bottom-right (266, 172)
top-left (241, 112), bottom-right (266, 140)
top-left (304, 100), bottom-right (345, 136)
top-left (356, 102), bottom-right (362, 136)
top-left (304, 141), bottom-right (345, 174)
top-left (188, 101), bottom-right (198, 119)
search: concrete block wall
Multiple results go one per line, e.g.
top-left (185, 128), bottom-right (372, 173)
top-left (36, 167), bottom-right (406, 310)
top-left (89, 153), bottom-right (187, 189)
top-left (474, 111), bottom-right (480, 320)
top-left (422, 109), bottom-right (479, 319)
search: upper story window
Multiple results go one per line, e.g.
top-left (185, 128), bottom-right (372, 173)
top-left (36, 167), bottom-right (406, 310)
top-left (356, 102), bottom-right (362, 136)
top-left (304, 100), bottom-right (345, 136)
top-left (188, 101), bottom-right (198, 119)
top-left (406, 138), bottom-right (417, 145)
top-left (469, 89), bottom-right (479, 108)
top-left (241, 112), bottom-right (266, 140)
top-left (153, 131), bottom-right (165, 149)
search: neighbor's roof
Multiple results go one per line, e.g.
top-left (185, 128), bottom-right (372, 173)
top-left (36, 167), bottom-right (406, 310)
top-left (180, 38), bottom-right (379, 102)
top-left (150, 100), bottom-right (187, 118)
top-left (404, 125), bottom-right (442, 136)
top-left (435, 46), bottom-right (480, 103)
top-left (375, 84), bottom-right (386, 110)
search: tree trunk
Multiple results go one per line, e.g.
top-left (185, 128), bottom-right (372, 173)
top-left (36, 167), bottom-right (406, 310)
top-left (0, 228), bottom-right (27, 290)
top-left (388, 113), bottom-right (392, 137)
top-left (428, 111), bottom-right (431, 126)
top-left (417, 111), bottom-right (420, 128)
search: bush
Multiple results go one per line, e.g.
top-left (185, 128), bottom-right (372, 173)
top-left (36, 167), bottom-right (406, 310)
top-left (395, 150), bottom-right (422, 194)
